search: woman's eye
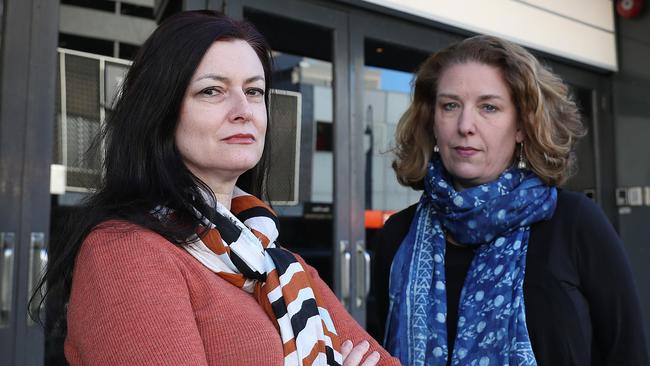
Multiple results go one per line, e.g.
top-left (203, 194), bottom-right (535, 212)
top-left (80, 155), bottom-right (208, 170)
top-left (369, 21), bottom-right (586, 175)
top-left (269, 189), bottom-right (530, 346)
top-left (200, 87), bottom-right (222, 97)
top-left (442, 102), bottom-right (459, 111)
top-left (482, 104), bottom-right (498, 112)
top-left (246, 88), bottom-right (265, 97)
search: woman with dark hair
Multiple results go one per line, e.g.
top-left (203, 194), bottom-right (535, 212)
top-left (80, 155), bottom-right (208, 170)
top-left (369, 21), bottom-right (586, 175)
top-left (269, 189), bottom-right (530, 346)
top-left (34, 11), bottom-right (398, 366)
top-left (373, 35), bottom-right (648, 365)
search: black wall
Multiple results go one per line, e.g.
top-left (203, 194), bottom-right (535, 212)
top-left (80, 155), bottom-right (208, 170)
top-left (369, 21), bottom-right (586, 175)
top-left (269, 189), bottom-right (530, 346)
top-left (613, 7), bottom-right (650, 351)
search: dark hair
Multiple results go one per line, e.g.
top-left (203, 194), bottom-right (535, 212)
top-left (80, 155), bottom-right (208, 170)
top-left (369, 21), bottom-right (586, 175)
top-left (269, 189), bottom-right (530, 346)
top-left (31, 11), bottom-right (273, 330)
top-left (393, 35), bottom-right (585, 188)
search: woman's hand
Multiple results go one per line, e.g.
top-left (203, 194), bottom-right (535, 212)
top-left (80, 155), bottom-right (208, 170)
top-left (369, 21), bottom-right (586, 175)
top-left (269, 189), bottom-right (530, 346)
top-left (341, 340), bottom-right (380, 366)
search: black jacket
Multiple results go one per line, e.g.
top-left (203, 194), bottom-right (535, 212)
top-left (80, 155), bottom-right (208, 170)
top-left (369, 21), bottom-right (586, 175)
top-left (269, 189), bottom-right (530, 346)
top-left (371, 190), bottom-right (649, 365)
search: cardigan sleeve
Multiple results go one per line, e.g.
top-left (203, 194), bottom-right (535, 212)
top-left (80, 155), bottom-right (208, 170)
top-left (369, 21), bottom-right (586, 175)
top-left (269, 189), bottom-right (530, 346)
top-left (573, 196), bottom-right (649, 365)
top-left (65, 226), bottom-right (209, 366)
top-left (370, 224), bottom-right (397, 345)
top-left (368, 204), bottom-right (417, 345)
top-left (298, 256), bottom-right (402, 366)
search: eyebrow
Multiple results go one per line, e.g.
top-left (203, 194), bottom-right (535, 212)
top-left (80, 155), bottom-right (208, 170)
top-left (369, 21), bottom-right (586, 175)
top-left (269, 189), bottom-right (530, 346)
top-left (193, 74), bottom-right (265, 84)
top-left (437, 93), bottom-right (505, 101)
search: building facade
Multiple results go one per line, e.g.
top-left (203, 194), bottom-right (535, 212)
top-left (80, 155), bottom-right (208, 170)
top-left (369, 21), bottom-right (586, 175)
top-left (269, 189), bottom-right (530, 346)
top-left (1, 0), bottom-right (649, 364)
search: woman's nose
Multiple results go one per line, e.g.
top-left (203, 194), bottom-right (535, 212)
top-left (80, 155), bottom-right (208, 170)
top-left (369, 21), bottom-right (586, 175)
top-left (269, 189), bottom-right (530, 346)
top-left (457, 107), bottom-right (477, 135)
top-left (228, 92), bottom-right (253, 122)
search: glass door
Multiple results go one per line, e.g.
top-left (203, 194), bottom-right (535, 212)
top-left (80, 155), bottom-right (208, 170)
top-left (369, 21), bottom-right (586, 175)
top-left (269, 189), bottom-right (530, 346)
top-left (228, 0), bottom-right (354, 306)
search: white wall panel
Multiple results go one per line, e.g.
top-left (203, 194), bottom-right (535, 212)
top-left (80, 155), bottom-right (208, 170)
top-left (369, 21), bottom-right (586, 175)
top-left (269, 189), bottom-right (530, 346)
top-left (518, 0), bottom-right (614, 31)
top-left (121, 0), bottom-right (155, 6)
top-left (311, 152), bottom-right (333, 203)
top-left (314, 85), bottom-right (333, 122)
top-left (362, 0), bottom-right (617, 70)
top-left (386, 92), bottom-right (409, 123)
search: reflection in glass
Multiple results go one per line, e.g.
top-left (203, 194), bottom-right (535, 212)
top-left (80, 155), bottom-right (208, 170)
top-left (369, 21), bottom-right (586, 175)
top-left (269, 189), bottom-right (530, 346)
top-left (364, 66), bottom-right (420, 211)
top-left (270, 52), bottom-right (336, 287)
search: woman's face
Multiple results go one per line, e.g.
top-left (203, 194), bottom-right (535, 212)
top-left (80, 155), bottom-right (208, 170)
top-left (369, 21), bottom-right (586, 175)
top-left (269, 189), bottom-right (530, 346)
top-left (175, 39), bottom-right (267, 189)
top-left (433, 62), bottom-right (523, 191)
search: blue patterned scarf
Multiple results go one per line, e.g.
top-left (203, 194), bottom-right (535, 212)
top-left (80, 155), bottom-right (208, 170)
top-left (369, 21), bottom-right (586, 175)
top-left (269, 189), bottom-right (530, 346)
top-left (385, 158), bottom-right (557, 366)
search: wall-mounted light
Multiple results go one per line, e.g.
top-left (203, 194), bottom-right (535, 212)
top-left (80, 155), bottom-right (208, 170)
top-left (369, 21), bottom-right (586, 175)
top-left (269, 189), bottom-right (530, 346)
top-left (616, 0), bottom-right (644, 18)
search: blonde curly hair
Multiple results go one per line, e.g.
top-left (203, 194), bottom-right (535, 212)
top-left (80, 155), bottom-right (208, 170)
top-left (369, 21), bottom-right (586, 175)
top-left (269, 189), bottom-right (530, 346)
top-left (393, 35), bottom-right (586, 189)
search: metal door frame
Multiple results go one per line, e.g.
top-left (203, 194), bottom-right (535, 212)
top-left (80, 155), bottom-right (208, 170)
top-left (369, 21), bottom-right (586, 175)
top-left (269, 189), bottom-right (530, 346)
top-left (0, 0), bottom-right (58, 364)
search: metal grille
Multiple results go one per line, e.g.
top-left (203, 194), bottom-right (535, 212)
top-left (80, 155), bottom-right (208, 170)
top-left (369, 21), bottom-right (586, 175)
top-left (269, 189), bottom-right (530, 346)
top-left (65, 54), bottom-right (100, 120)
top-left (268, 90), bottom-right (301, 205)
top-left (55, 49), bottom-right (130, 192)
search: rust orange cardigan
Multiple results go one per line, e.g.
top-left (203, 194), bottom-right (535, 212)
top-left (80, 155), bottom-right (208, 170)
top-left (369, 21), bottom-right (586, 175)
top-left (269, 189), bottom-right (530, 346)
top-left (65, 221), bottom-right (400, 365)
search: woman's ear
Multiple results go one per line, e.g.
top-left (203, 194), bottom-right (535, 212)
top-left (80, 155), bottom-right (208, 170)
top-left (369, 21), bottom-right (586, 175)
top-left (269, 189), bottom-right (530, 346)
top-left (515, 125), bottom-right (525, 143)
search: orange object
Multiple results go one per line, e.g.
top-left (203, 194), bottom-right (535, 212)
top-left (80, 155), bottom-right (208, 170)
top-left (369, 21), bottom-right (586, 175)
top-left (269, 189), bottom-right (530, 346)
top-left (365, 210), bottom-right (397, 229)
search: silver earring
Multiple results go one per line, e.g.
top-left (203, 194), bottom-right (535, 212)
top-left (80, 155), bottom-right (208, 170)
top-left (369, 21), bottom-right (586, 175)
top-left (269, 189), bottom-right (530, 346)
top-left (517, 142), bottom-right (527, 169)
top-left (434, 145), bottom-right (440, 153)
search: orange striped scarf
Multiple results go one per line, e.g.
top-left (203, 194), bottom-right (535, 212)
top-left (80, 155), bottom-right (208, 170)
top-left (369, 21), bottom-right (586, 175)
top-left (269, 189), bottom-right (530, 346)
top-left (183, 188), bottom-right (343, 366)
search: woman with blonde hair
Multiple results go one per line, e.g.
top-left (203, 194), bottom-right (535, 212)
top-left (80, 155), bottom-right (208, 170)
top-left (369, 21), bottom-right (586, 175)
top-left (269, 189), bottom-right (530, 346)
top-left (373, 35), bottom-right (648, 365)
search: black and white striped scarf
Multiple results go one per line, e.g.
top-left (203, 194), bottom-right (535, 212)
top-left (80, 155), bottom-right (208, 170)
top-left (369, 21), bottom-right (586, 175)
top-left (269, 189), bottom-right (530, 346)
top-left (183, 187), bottom-right (343, 366)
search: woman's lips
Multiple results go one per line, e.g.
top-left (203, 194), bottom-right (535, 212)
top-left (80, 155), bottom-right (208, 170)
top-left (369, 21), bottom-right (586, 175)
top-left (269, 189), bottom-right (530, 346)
top-left (454, 146), bottom-right (479, 157)
top-left (223, 133), bottom-right (255, 144)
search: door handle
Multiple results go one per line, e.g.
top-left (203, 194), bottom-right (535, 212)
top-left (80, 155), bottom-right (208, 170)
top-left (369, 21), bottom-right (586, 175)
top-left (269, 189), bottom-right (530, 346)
top-left (355, 241), bottom-right (371, 308)
top-left (27, 232), bottom-right (48, 325)
top-left (1, 232), bottom-right (16, 327)
top-left (339, 240), bottom-right (351, 308)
